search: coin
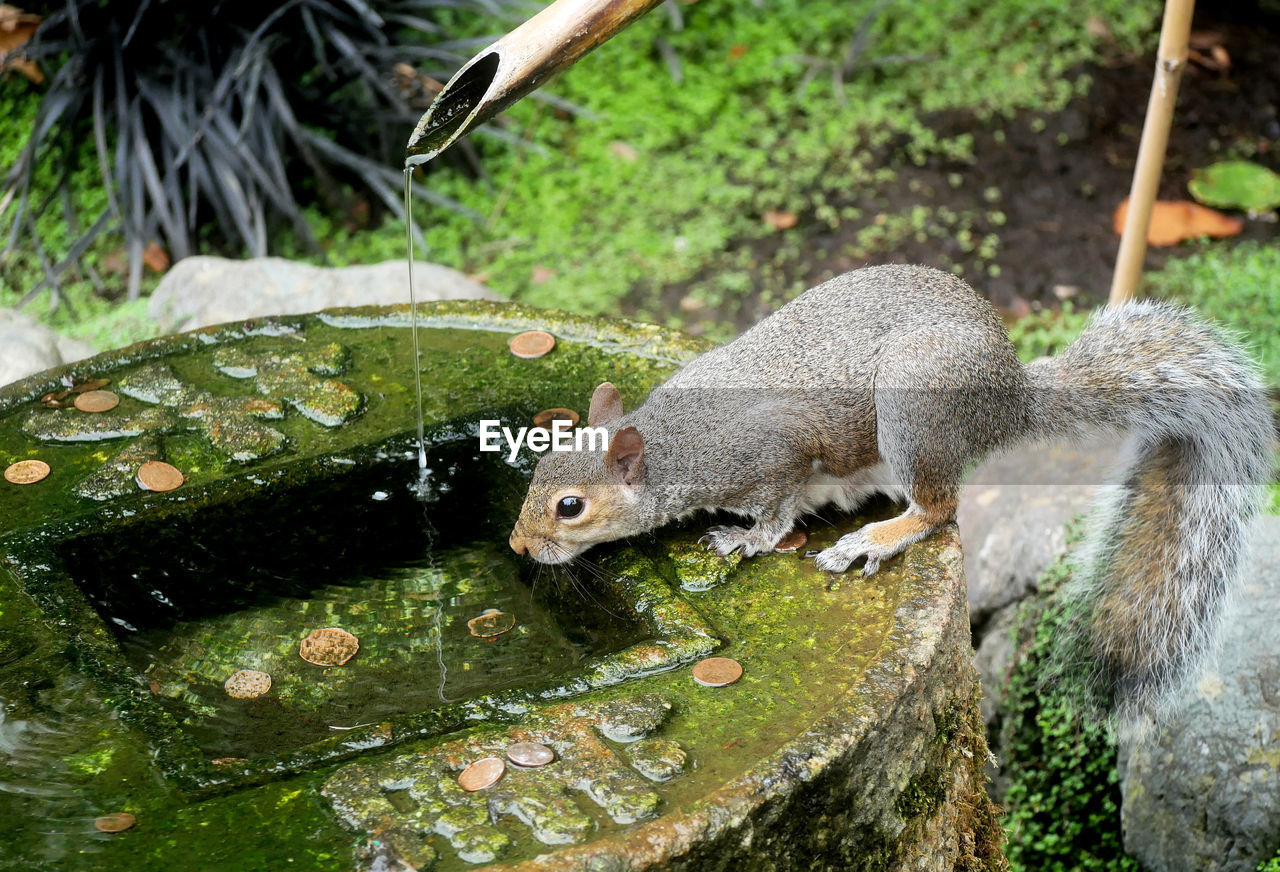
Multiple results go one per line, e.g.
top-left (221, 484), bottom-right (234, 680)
top-left (457, 756), bottom-right (506, 791)
top-left (532, 408), bottom-right (579, 429)
top-left (299, 627), bottom-right (359, 666)
top-left (467, 608), bottom-right (515, 639)
top-left (136, 461), bottom-right (184, 492)
top-left (4, 460), bottom-right (50, 485)
top-left (508, 330), bottom-right (556, 359)
top-left (774, 530), bottom-right (808, 553)
top-left (692, 656), bottom-right (743, 687)
top-left (74, 389), bottom-right (120, 413)
top-left (506, 742), bottom-right (555, 768)
top-left (224, 669), bottom-right (272, 699)
top-left (93, 812), bottom-right (136, 833)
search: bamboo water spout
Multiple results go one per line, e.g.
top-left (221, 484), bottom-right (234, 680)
top-left (405, 0), bottom-right (663, 165)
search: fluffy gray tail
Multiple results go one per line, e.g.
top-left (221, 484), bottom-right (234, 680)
top-left (1025, 301), bottom-right (1273, 735)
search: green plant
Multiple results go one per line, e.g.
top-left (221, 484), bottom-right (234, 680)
top-left (998, 540), bottom-right (1138, 872)
top-left (390, 0), bottom-right (1160, 323)
top-left (4, 0), bottom-right (518, 299)
top-left (1145, 242), bottom-right (1280, 386)
top-left (1258, 847), bottom-right (1280, 872)
top-left (1004, 301), bottom-right (1092, 362)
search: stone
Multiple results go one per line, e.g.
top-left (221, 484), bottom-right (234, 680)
top-left (0, 308), bottom-right (94, 388)
top-left (147, 256), bottom-right (502, 333)
top-left (0, 301), bottom-right (1001, 871)
top-left (1118, 514), bottom-right (1280, 872)
top-left (958, 437), bottom-right (1119, 636)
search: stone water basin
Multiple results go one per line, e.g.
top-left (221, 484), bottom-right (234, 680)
top-left (0, 302), bottom-right (997, 871)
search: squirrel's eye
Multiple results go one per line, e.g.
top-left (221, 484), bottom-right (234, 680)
top-left (556, 496), bottom-right (584, 519)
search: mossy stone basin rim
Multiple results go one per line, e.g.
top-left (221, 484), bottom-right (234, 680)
top-left (0, 301), bottom-right (712, 795)
top-left (0, 301), bottom-right (998, 871)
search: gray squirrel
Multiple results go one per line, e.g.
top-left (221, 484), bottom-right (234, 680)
top-left (508, 264), bottom-right (1273, 730)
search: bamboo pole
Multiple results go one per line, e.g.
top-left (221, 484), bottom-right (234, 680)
top-left (1108, 0), bottom-right (1197, 305)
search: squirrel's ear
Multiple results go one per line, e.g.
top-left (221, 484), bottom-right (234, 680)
top-left (588, 382), bottom-right (623, 427)
top-left (606, 426), bottom-right (645, 486)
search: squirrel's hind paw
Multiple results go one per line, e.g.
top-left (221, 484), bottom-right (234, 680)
top-left (813, 531), bottom-right (886, 575)
top-left (700, 525), bottom-right (752, 557)
top-left (701, 524), bottom-right (778, 558)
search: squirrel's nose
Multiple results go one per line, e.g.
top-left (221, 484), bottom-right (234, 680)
top-left (509, 532), bottom-right (529, 556)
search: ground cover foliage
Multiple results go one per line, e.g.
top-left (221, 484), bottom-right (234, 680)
top-left (996, 543), bottom-right (1137, 872)
top-left (390, 0), bottom-right (1160, 330)
top-left (4, 0), bottom-right (1160, 332)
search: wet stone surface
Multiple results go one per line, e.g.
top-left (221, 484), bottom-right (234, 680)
top-left (19, 335), bottom-right (364, 500)
top-left (0, 302), bottom-right (994, 872)
top-left (322, 694), bottom-right (678, 867)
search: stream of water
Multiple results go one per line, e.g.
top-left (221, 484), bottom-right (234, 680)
top-left (403, 168), bottom-right (429, 474)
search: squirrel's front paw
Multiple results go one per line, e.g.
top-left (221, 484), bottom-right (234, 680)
top-left (812, 531), bottom-right (889, 575)
top-left (700, 525), bottom-right (753, 558)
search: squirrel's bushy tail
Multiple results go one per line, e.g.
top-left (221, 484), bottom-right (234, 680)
top-left (1025, 301), bottom-right (1273, 736)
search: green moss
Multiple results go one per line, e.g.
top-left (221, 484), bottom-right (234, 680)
top-left (895, 767), bottom-right (946, 819)
top-left (996, 538), bottom-right (1137, 872)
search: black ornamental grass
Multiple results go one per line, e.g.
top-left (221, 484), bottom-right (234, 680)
top-left (3, 0), bottom-right (526, 301)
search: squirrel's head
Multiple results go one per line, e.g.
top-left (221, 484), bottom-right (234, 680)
top-left (509, 382), bottom-right (648, 564)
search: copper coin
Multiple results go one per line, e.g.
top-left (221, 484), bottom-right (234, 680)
top-left (532, 407), bottom-right (579, 429)
top-left (135, 461), bottom-right (184, 492)
top-left (457, 756), bottom-right (505, 791)
top-left (509, 331), bottom-right (556, 359)
top-left (299, 627), bottom-right (359, 666)
top-left (74, 389), bottom-right (120, 413)
top-left (467, 608), bottom-right (515, 639)
top-left (4, 459), bottom-right (50, 485)
top-left (774, 530), bottom-right (808, 553)
top-left (692, 656), bottom-right (743, 687)
top-left (93, 812), bottom-right (136, 833)
top-left (224, 669), bottom-right (272, 699)
top-left (506, 742), bottom-right (556, 768)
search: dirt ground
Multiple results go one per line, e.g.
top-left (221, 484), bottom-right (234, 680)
top-left (661, 1), bottom-right (1280, 332)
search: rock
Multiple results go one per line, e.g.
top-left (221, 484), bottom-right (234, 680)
top-left (0, 308), bottom-right (95, 388)
top-left (973, 604), bottom-right (1020, 733)
top-left (959, 437), bottom-right (1119, 636)
top-left (1118, 514), bottom-right (1280, 872)
top-left (147, 256), bottom-right (501, 333)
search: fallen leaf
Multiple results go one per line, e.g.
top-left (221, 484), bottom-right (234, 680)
top-left (0, 4), bottom-right (42, 83)
top-left (142, 242), bottom-right (170, 273)
top-left (1211, 45), bottom-right (1231, 69)
top-left (608, 140), bottom-right (638, 162)
top-left (531, 265), bottom-right (556, 284)
top-left (763, 210), bottom-right (798, 230)
top-left (1085, 16), bottom-right (1111, 40)
top-left (1112, 198), bottom-right (1243, 247)
top-left (1188, 160), bottom-right (1280, 212)
top-left (678, 295), bottom-right (705, 313)
top-left (729, 44), bottom-right (749, 60)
